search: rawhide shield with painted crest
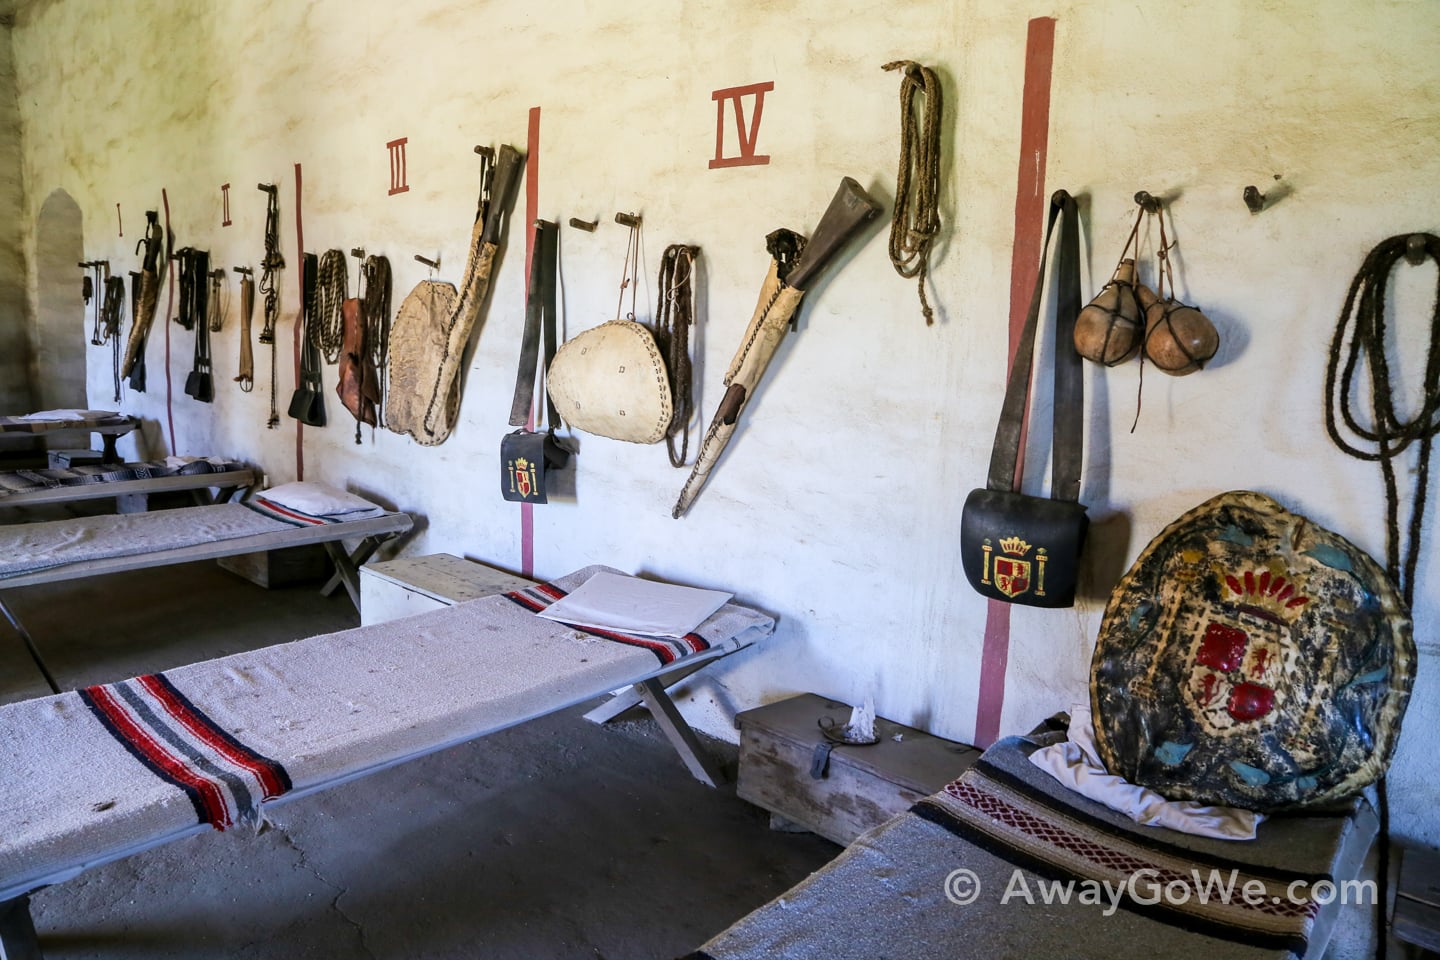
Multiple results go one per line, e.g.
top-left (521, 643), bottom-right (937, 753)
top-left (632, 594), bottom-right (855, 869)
top-left (1090, 491), bottom-right (1413, 812)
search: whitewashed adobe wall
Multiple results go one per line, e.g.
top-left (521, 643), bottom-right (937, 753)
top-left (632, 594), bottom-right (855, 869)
top-left (0, 18), bottom-right (29, 412)
top-left (10, 1), bottom-right (1439, 844)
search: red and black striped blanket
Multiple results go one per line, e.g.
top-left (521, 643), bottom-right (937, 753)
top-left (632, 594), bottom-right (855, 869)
top-left (79, 673), bottom-right (292, 830)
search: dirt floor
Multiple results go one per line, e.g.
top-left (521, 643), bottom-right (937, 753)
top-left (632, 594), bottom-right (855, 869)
top-left (0, 516), bottom-right (840, 960)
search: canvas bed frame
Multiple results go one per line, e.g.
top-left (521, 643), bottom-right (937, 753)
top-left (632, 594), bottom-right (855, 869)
top-left (0, 565), bottom-right (769, 958)
top-left (0, 503), bottom-right (414, 695)
top-left (0, 466), bottom-right (258, 514)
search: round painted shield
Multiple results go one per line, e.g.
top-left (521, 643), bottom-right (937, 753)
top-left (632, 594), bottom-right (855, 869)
top-left (1090, 491), bottom-right (1413, 812)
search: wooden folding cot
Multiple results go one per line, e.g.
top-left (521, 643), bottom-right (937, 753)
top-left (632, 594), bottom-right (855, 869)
top-left (0, 565), bottom-right (773, 958)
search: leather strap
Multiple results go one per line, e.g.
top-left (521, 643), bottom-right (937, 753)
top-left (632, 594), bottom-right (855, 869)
top-left (985, 189), bottom-right (1083, 500)
top-left (189, 249), bottom-right (212, 375)
top-left (509, 219), bottom-right (559, 428)
top-left (305, 257), bottom-right (324, 390)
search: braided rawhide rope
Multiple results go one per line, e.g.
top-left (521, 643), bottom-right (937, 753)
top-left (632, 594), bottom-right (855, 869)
top-left (313, 249), bottom-right (348, 364)
top-left (656, 244), bottom-right (700, 467)
top-left (882, 59), bottom-right (943, 325)
top-left (1325, 232), bottom-right (1440, 608)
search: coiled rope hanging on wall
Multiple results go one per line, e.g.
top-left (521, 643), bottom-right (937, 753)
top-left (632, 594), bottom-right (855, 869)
top-left (1323, 231), bottom-right (1440, 960)
top-left (882, 59), bottom-right (943, 325)
top-left (1325, 232), bottom-right (1440, 609)
top-left (314, 249), bottom-right (348, 364)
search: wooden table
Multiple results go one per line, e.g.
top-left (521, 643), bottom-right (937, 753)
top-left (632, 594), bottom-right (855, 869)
top-left (0, 414), bottom-right (139, 464)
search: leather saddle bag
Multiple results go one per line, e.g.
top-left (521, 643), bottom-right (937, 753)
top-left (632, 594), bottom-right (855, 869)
top-left (960, 190), bottom-right (1087, 608)
top-left (337, 297), bottom-right (378, 428)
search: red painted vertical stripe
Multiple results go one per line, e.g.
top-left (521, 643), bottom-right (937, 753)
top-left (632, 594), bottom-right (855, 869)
top-left (520, 107), bottom-right (540, 578)
top-left (161, 188), bottom-right (176, 453)
top-left (293, 164), bottom-right (305, 481)
top-left (975, 16), bottom-right (1057, 749)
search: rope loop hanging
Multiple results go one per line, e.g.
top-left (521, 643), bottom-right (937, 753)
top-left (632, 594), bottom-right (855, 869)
top-left (882, 59), bottom-right (944, 325)
top-left (314, 249), bottom-right (348, 363)
top-left (1324, 231), bottom-right (1440, 608)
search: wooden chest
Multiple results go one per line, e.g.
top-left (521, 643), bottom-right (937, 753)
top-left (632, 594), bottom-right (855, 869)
top-left (358, 554), bottom-right (531, 626)
top-left (736, 693), bottom-right (981, 846)
top-left (1394, 845), bottom-right (1440, 952)
top-left (216, 544), bottom-right (330, 588)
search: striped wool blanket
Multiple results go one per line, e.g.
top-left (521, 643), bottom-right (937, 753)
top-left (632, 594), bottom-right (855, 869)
top-left (0, 457), bottom-right (247, 498)
top-left (0, 565), bottom-right (774, 900)
top-left (689, 734), bottom-right (1375, 960)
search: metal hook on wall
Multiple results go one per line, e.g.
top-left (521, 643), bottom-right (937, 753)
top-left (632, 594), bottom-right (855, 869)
top-left (1405, 235), bottom-right (1428, 266)
top-left (1243, 186), bottom-right (1266, 214)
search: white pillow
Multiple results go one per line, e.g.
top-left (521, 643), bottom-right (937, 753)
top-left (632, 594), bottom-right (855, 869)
top-left (257, 481), bottom-right (381, 517)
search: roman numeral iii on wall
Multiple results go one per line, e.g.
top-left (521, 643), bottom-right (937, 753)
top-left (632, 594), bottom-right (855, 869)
top-left (387, 137), bottom-right (409, 195)
top-left (710, 81), bottom-right (773, 169)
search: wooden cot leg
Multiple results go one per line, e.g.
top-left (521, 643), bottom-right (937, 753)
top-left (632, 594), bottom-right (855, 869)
top-left (0, 595), bottom-right (59, 695)
top-left (582, 660), bottom-right (710, 725)
top-left (0, 895), bottom-right (43, 960)
top-left (115, 493), bottom-right (149, 514)
top-left (635, 676), bottom-right (727, 788)
top-left (319, 536), bottom-right (389, 609)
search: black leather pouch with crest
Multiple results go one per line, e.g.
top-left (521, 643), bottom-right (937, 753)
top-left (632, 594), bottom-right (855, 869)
top-left (500, 429), bottom-right (571, 504)
top-left (501, 220), bottom-right (571, 504)
top-left (960, 190), bottom-right (1087, 609)
top-left (961, 490), bottom-right (1087, 608)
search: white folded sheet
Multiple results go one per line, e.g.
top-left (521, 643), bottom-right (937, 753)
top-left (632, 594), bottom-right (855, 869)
top-left (1028, 704), bottom-right (1264, 840)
